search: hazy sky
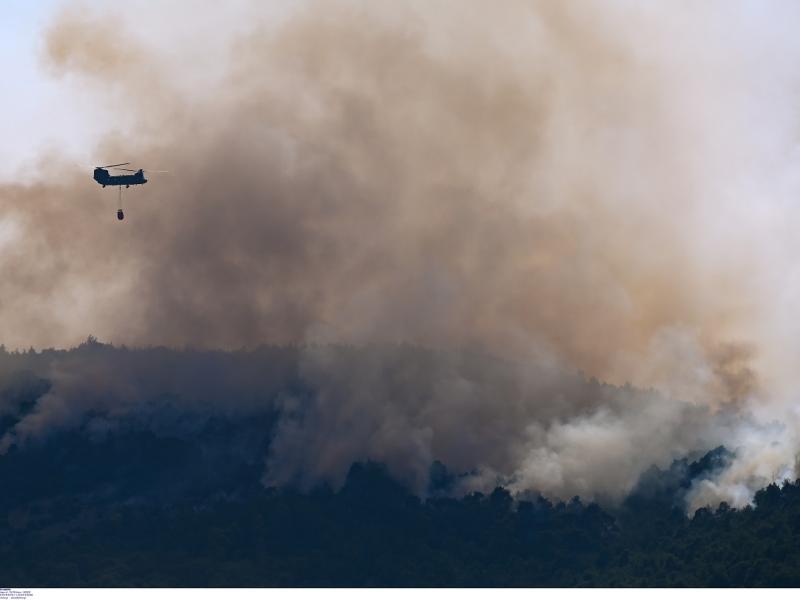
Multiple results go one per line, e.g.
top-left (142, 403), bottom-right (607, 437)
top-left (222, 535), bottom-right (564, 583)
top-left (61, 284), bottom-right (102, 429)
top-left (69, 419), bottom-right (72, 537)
top-left (0, 0), bottom-right (79, 178)
top-left (0, 0), bottom-right (287, 179)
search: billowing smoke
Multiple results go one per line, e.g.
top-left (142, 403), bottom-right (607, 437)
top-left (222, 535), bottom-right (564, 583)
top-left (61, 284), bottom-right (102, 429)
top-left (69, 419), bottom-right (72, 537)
top-left (0, 342), bottom-right (740, 505)
top-left (3, 0), bottom-right (800, 509)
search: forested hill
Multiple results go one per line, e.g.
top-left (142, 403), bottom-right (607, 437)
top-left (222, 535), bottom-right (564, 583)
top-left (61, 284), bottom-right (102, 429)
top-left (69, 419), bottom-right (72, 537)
top-left (2, 458), bottom-right (800, 586)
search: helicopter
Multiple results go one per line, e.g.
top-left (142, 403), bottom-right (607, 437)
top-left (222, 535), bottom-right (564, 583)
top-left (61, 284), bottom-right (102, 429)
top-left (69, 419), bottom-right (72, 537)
top-left (93, 162), bottom-right (147, 189)
top-left (92, 163), bottom-right (166, 220)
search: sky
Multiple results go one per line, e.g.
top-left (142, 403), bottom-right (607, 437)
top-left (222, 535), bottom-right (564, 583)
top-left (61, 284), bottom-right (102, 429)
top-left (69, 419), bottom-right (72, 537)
top-left (0, 0), bottom-right (285, 179)
top-left (0, 0), bottom-right (84, 177)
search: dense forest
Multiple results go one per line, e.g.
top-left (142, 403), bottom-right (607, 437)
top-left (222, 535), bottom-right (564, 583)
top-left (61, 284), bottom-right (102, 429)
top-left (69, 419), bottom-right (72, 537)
top-left (4, 454), bottom-right (800, 586)
top-left (1, 342), bottom-right (799, 586)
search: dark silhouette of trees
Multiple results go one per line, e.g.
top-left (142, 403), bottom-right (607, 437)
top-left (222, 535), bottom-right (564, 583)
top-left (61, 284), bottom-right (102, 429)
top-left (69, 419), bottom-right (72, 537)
top-left (5, 447), bottom-right (800, 586)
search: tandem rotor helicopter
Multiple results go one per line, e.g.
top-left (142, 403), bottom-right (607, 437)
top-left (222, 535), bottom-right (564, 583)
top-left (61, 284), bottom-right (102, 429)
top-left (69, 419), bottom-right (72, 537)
top-left (92, 162), bottom-right (167, 220)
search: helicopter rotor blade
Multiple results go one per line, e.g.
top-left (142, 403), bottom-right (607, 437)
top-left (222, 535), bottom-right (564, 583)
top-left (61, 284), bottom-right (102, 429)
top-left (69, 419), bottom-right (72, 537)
top-left (112, 168), bottom-right (137, 172)
top-left (98, 162), bottom-right (130, 169)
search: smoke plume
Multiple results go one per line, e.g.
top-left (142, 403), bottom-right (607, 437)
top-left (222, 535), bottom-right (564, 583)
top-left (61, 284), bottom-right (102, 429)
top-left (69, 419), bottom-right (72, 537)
top-left (4, 0), bottom-right (800, 508)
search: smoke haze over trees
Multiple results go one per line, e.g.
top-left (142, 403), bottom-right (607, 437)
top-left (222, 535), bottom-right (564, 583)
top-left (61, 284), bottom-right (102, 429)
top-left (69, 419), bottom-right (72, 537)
top-left (0, 342), bottom-right (793, 512)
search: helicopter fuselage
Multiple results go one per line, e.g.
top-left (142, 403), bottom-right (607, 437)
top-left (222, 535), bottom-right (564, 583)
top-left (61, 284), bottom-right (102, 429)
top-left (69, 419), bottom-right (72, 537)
top-left (93, 168), bottom-right (147, 188)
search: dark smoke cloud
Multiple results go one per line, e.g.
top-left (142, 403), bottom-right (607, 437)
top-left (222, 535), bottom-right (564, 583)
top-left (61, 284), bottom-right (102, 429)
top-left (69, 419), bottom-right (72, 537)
top-left (1, 0), bottom-right (799, 506)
